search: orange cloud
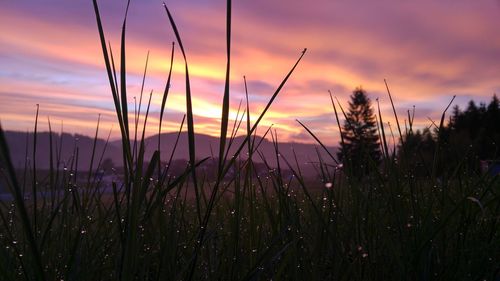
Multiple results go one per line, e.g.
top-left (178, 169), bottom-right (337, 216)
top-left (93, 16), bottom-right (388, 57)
top-left (1, 0), bottom-right (499, 146)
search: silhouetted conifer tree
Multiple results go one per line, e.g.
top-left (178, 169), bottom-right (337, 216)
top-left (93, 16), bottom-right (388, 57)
top-left (338, 87), bottom-right (381, 175)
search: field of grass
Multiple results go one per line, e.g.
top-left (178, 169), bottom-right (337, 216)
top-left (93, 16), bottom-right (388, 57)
top-left (0, 1), bottom-right (499, 280)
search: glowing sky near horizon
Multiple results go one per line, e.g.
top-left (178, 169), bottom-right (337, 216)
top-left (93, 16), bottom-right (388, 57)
top-left (1, 0), bottom-right (499, 145)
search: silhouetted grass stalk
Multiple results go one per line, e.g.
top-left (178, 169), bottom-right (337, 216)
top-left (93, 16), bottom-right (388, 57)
top-left (0, 1), bottom-right (498, 280)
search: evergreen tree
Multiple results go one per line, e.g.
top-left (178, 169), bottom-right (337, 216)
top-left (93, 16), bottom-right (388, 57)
top-left (338, 87), bottom-right (381, 175)
top-left (430, 94), bottom-right (500, 173)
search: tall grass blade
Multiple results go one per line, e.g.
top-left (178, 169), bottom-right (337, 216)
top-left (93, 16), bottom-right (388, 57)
top-left (47, 117), bottom-right (55, 206)
top-left (244, 76), bottom-right (252, 158)
top-left (120, 0), bottom-right (131, 139)
top-left (218, 0), bottom-right (232, 176)
top-left (329, 91), bottom-right (345, 149)
top-left (384, 79), bottom-right (403, 141)
top-left (296, 119), bottom-right (339, 165)
top-left (162, 114), bottom-right (186, 183)
top-left (159, 42), bottom-right (175, 136)
top-left (133, 51), bottom-right (150, 162)
top-left (220, 49), bottom-right (307, 179)
top-left (0, 123), bottom-right (46, 281)
top-left (32, 104), bottom-right (39, 236)
top-left (162, 2), bottom-right (202, 225)
top-left (158, 42), bottom-right (175, 176)
top-left (92, 0), bottom-right (133, 173)
top-left (431, 95), bottom-right (456, 178)
top-left (86, 114), bottom-right (100, 188)
top-left (376, 98), bottom-right (390, 159)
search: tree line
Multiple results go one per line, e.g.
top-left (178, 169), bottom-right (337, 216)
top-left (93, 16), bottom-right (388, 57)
top-left (338, 88), bottom-right (500, 176)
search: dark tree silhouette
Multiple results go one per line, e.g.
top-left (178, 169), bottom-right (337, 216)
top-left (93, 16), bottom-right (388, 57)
top-left (398, 94), bottom-right (500, 175)
top-left (101, 158), bottom-right (115, 172)
top-left (446, 95), bottom-right (500, 159)
top-left (338, 87), bottom-right (381, 175)
top-left (398, 128), bottom-right (436, 176)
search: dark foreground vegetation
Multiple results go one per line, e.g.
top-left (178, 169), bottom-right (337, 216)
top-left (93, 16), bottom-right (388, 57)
top-left (0, 1), bottom-right (499, 280)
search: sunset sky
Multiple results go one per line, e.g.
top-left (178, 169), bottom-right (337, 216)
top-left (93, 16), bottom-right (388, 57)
top-left (1, 0), bottom-right (499, 145)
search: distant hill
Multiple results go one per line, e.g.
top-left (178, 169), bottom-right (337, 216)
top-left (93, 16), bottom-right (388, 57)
top-left (3, 131), bottom-right (338, 176)
top-left (3, 131), bottom-right (121, 171)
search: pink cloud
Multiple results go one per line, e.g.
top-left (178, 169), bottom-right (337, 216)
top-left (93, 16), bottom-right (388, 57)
top-left (1, 0), bottom-right (499, 146)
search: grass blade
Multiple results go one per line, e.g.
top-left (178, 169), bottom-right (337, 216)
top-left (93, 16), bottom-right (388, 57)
top-left (329, 91), bottom-right (345, 149)
top-left (384, 79), bottom-right (403, 142)
top-left (92, 0), bottom-right (133, 174)
top-left (162, 1), bottom-right (202, 225)
top-left (120, 0), bottom-right (131, 139)
top-left (32, 104), bottom-right (39, 236)
top-left (376, 98), bottom-right (390, 159)
top-left (0, 123), bottom-right (46, 281)
top-left (218, 0), bottom-right (232, 176)
top-left (296, 119), bottom-right (339, 165)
